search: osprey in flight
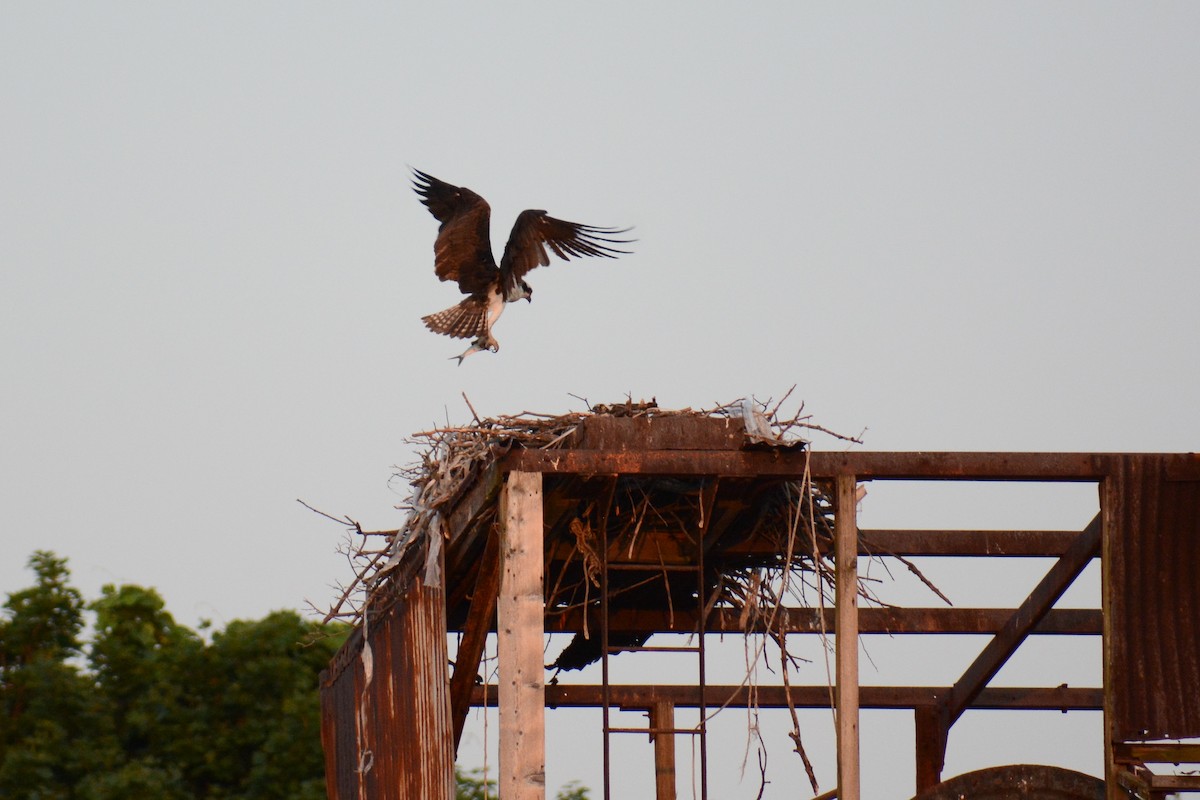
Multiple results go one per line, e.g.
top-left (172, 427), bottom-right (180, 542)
top-left (412, 169), bottom-right (632, 363)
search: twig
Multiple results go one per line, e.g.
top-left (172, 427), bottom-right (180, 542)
top-left (754, 746), bottom-right (770, 800)
top-left (462, 392), bottom-right (481, 425)
top-left (297, 498), bottom-right (363, 533)
top-left (768, 384), bottom-right (798, 422)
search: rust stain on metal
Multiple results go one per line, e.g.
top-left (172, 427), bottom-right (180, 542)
top-left (910, 764), bottom-right (1104, 800)
top-left (320, 576), bottom-right (454, 800)
top-left (544, 605), bottom-right (1102, 636)
top-left (1104, 455), bottom-right (1200, 741)
top-left (574, 414), bottom-right (745, 451)
top-left (468, 682), bottom-right (1103, 711)
top-left (321, 401), bottom-right (1200, 798)
top-left (504, 449), bottom-right (1120, 480)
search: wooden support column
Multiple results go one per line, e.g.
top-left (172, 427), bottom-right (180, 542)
top-left (650, 699), bottom-right (677, 800)
top-left (835, 475), bottom-right (860, 800)
top-left (498, 471), bottom-right (545, 800)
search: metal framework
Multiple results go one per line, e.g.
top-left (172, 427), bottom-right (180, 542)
top-left (319, 416), bottom-right (1200, 800)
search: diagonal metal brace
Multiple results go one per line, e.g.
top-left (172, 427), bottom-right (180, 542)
top-left (928, 512), bottom-right (1102, 778)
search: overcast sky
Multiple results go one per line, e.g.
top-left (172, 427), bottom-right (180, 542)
top-left (3, 4), bottom-right (1198, 798)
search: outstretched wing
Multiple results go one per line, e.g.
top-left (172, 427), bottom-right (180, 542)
top-left (411, 169), bottom-right (500, 294)
top-left (499, 210), bottom-right (633, 285)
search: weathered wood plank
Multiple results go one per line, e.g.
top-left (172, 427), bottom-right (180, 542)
top-left (498, 471), bottom-right (546, 800)
top-left (835, 475), bottom-right (860, 800)
top-left (650, 699), bottom-right (677, 800)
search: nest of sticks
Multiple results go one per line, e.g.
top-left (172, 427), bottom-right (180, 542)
top-left (318, 393), bottom-right (859, 628)
top-left (312, 394), bottom-right (947, 795)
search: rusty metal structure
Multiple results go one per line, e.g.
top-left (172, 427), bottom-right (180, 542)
top-left (319, 406), bottom-right (1200, 800)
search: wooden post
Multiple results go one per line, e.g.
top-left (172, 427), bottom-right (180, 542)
top-left (835, 475), bottom-right (861, 800)
top-left (650, 699), bottom-right (677, 800)
top-left (498, 471), bottom-right (545, 800)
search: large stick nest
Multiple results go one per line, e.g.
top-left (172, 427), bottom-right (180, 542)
top-left (322, 394), bottom-right (860, 631)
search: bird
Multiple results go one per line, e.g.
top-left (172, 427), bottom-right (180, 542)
top-left (411, 169), bottom-right (633, 364)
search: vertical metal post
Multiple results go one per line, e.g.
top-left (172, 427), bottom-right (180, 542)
top-left (913, 705), bottom-right (944, 793)
top-left (600, 497), bottom-right (612, 800)
top-left (1100, 473), bottom-right (1121, 800)
top-left (498, 471), bottom-right (545, 800)
top-left (835, 475), bottom-right (861, 800)
top-left (696, 510), bottom-right (709, 800)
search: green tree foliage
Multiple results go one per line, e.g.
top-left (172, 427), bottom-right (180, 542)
top-left (456, 767), bottom-right (497, 800)
top-left (455, 768), bottom-right (591, 800)
top-left (0, 552), bottom-right (114, 798)
top-left (1, 552), bottom-right (589, 800)
top-left (0, 551), bottom-right (348, 800)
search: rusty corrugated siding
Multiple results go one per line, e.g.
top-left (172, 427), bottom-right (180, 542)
top-left (320, 576), bottom-right (455, 800)
top-left (1104, 454), bottom-right (1200, 740)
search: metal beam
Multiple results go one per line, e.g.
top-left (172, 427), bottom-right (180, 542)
top-left (942, 513), bottom-right (1102, 727)
top-left (920, 513), bottom-right (1102, 780)
top-left (913, 706), bottom-right (944, 792)
top-left (1112, 742), bottom-right (1200, 764)
top-left (709, 528), bottom-right (1089, 561)
top-left (859, 528), bottom-right (1085, 557)
top-left (468, 683), bottom-right (1103, 710)
top-left (503, 449), bottom-right (1117, 480)
top-left (541, 606), bottom-right (1102, 636)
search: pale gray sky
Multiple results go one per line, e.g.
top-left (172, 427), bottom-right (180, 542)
top-left (3, 4), bottom-right (1198, 798)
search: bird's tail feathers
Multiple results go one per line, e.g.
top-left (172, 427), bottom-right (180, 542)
top-left (422, 297), bottom-right (488, 340)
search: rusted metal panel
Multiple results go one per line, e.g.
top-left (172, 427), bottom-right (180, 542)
top-left (910, 764), bottom-right (1104, 800)
top-left (319, 576), bottom-right (454, 800)
top-left (1104, 455), bottom-right (1200, 741)
top-left (504, 449), bottom-right (1120, 480)
top-left (320, 646), bottom-right (361, 800)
